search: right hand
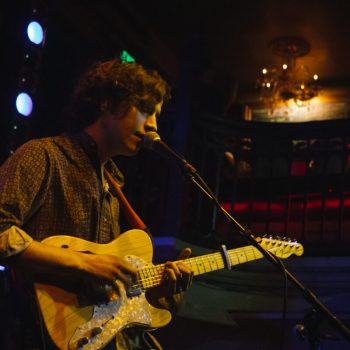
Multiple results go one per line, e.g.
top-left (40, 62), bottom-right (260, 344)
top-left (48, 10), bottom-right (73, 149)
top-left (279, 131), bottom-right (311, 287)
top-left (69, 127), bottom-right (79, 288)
top-left (12, 240), bottom-right (137, 288)
top-left (80, 252), bottom-right (137, 285)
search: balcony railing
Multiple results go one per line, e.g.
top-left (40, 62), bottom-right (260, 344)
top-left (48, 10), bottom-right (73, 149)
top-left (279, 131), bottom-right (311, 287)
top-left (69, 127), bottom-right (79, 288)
top-left (181, 116), bottom-right (350, 255)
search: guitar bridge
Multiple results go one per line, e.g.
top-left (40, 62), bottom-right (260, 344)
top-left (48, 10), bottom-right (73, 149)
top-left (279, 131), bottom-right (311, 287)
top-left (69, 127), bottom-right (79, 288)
top-left (126, 285), bottom-right (142, 298)
top-left (125, 275), bottom-right (143, 298)
top-left (124, 254), bottom-right (146, 298)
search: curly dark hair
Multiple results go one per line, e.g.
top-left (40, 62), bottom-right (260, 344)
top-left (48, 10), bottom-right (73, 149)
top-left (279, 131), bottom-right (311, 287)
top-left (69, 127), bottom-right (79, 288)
top-left (68, 59), bottom-right (171, 131)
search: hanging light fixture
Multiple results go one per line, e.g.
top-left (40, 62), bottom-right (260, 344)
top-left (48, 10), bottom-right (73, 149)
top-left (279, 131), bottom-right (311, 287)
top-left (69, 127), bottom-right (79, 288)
top-left (256, 37), bottom-right (321, 112)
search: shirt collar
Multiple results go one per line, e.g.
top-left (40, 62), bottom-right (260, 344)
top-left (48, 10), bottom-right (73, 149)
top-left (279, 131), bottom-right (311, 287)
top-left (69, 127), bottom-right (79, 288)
top-left (71, 130), bottom-right (125, 185)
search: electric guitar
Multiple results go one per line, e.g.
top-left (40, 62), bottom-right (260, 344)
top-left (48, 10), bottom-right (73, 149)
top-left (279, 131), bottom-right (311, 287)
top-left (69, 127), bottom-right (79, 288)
top-left (34, 229), bottom-right (304, 350)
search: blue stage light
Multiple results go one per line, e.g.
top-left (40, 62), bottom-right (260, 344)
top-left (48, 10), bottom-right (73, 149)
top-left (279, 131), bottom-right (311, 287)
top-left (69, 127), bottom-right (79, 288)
top-left (27, 21), bottom-right (44, 45)
top-left (16, 92), bottom-right (33, 116)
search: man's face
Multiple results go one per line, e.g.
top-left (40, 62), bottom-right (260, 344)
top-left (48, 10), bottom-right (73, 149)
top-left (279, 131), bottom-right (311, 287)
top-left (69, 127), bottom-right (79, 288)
top-left (101, 101), bottom-right (163, 157)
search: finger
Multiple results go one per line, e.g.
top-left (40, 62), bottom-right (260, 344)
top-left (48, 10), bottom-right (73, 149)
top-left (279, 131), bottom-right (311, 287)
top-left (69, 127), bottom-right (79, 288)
top-left (164, 266), bottom-right (177, 281)
top-left (114, 270), bottom-right (136, 291)
top-left (118, 260), bottom-right (137, 275)
top-left (164, 261), bottom-right (181, 276)
top-left (177, 269), bottom-right (194, 292)
top-left (186, 271), bottom-right (194, 289)
top-left (163, 267), bottom-right (178, 294)
top-left (115, 270), bottom-right (128, 284)
top-left (177, 262), bottom-right (192, 275)
top-left (177, 247), bottom-right (191, 260)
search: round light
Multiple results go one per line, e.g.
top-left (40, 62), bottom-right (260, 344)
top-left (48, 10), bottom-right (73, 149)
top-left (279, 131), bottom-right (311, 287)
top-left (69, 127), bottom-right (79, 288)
top-left (313, 74), bottom-right (318, 80)
top-left (27, 21), bottom-right (44, 45)
top-left (282, 64), bottom-right (288, 70)
top-left (262, 68), bottom-right (268, 74)
top-left (16, 92), bottom-right (33, 116)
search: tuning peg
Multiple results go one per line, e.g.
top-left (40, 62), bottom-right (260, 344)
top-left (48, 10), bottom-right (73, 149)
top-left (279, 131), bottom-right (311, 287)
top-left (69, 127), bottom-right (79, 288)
top-left (91, 326), bottom-right (103, 336)
top-left (78, 337), bottom-right (89, 347)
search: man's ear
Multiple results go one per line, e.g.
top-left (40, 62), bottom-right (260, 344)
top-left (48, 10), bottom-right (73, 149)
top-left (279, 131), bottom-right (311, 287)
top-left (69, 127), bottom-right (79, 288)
top-left (100, 99), bottom-right (130, 119)
top-left (112, 103), bottom-right (131, 119)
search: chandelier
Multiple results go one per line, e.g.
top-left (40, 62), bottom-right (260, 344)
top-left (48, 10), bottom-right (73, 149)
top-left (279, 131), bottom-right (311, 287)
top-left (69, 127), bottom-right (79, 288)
top-left (256, 37), bottom-right (321, 112)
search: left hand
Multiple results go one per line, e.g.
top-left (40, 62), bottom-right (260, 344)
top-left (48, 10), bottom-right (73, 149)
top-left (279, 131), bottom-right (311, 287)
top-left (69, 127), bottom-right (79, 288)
top-left (161, 247), bottom-right (193, 295)
top-left (147, 248), bottom-right (193, 303)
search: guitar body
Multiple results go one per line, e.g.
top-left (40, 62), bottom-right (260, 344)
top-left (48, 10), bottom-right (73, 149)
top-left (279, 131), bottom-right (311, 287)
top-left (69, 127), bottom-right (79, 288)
top-left (34, 229), bottom-right (171, 350)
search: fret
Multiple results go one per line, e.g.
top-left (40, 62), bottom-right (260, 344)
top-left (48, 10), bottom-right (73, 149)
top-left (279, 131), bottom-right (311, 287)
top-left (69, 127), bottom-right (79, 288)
top-left (138, 265), bottom-right (163, 289)
top-left (252, 247), bottom-right (258, 260)
top-left (137, 238), bottom-right (303, 290)
top-left (228, 246), bottom-right (264, 267)
top-left (194, 256), bottom-right (207, 274)
top-left (184, 252), bottom-right (224, 276)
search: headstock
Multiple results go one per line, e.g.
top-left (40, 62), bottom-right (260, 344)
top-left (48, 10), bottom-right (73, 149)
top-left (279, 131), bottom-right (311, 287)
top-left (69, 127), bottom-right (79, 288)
top-left (255, 236), bottom-right (304, 258)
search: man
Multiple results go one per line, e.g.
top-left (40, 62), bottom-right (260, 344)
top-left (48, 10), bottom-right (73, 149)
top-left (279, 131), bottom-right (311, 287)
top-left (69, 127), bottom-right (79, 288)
top-left (0, 59), bottom-right (192, 349)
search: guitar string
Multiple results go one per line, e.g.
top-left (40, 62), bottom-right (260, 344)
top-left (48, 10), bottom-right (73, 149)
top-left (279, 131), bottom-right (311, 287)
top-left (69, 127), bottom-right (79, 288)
top-left (135, 254), bottom-right (220, 289)
top-left (124, 241), bottom-right (297, 291)
top-left (135, 245), bottom-right (278, 288)
top-left (132, 242), bottom-right (300, 289)
top-left (134, 246), bottom-right (269, 288)
top-left (137, 252), bottom-right (224, 285)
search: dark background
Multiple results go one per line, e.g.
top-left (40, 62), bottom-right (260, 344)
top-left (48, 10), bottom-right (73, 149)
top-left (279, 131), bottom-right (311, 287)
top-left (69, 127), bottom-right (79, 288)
top-left (2, 1), bottom-right (350, 349)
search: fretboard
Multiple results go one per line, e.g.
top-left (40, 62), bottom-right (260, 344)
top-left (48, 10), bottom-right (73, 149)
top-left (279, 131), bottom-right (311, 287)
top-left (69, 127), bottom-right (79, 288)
top-left (137, 244), bottom-right (265, 290)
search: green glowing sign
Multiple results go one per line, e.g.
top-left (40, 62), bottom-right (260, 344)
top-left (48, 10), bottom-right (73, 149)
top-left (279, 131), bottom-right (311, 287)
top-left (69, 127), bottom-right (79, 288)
top-left (120, 50), bottom-right (136, 63)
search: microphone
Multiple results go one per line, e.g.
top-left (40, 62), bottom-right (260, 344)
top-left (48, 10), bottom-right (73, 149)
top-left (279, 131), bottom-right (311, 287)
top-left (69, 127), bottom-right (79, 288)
top-left (141, 131), bottom-right (182, 159)
top-left (140, 131), bottom-right (197, 174)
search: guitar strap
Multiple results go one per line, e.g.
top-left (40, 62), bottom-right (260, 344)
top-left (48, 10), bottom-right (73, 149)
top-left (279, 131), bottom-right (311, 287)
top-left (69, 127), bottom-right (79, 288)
top-left (104, 168), bottom-right (163, 350)
top-left (104, 169), bottom-right (148, 231)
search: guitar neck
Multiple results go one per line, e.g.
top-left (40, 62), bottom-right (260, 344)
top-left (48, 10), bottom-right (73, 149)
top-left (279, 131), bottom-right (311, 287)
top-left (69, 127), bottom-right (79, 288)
top-left (137, 245), bottom-right (264, 290)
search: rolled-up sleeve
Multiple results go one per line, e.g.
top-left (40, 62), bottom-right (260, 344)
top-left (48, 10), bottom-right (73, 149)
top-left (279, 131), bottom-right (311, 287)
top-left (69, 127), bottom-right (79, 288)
top-left (0, 226), bottom-right (33, 257)
top-left (0, 140), bottom-right (50, 257)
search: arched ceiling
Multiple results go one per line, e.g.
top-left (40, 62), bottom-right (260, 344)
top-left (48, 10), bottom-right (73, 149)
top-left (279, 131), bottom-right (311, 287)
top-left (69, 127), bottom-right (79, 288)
top-left (47, 0), bottom-right (350, 104)
top-left (6, 0), bottom-right (350, 109)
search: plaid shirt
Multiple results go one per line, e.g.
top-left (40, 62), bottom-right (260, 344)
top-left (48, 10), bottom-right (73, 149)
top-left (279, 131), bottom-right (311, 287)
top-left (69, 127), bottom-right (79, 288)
top-left (0, 132), bottom-right (123, 258)
top-left (0, 133), bottom-right (166, 349)
top-left (0, 132), bottom-right (131, 349)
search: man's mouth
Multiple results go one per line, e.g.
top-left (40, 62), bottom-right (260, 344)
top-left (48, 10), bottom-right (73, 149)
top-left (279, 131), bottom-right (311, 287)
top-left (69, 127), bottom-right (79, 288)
top-left (134, 131), bottom-right (145, 140)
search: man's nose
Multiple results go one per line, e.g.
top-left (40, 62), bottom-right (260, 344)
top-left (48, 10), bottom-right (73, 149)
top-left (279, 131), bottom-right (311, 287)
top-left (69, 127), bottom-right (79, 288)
top-left (145, 114), bottom-right (157, 132)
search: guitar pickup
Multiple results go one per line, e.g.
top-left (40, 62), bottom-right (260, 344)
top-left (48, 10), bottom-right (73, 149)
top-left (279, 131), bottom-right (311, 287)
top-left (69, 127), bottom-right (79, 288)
top-left (125, 275), bottom-right (142, 298)
top-left (126, 287), bottom-right (142, 298)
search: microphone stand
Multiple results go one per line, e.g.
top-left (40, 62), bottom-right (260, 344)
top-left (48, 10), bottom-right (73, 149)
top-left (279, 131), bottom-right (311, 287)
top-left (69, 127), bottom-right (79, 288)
top-left (174, 154), bottom-right (350, 346)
